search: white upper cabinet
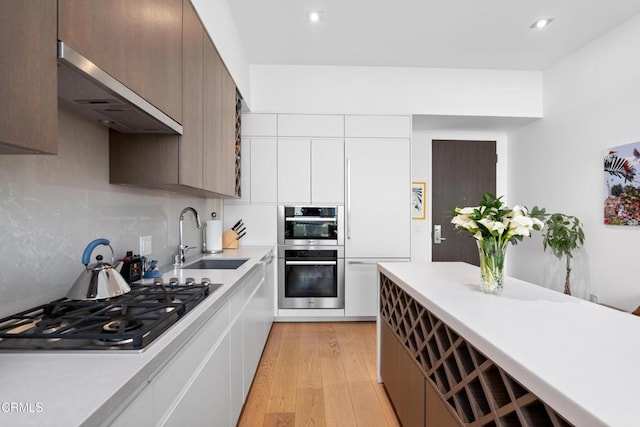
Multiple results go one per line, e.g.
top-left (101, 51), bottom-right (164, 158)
top-left (311, 139), bottom-right (344, 204)
top-left (277, 138), bottom-right (311, 203)
top-left (277, 138), bottom-right (344, 205)
top-left (241, 113), bottom-right (277, 137)
top-left (278, 114), bottom-right (344, 138)
top-left (345, 138), bottom-right (410, 258)
top-left (226, 134), bottom-right (252, 204)
top-left (229, 113), bottom-right (277, 204)
top-left (250, 138), bottom-right (278, 203)
top-left (345, 115), bottom-right (411, 138)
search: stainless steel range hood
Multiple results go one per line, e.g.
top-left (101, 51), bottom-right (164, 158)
top-left (57, 42), bottom-right (182, 135)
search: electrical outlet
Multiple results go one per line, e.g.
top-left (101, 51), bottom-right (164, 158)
top-left (589, 294), bottom-right (599, 304)
top-left (139, 236), bottom-right (152, 256)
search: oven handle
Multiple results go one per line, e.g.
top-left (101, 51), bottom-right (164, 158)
top-left (285, 260), bottom-right (337, 266)
top-left (285, 217), bottom-right (336, 222)
top-left (346, 158), bottom-right (351, 239)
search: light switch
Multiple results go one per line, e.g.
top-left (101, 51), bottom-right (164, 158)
top-left (139, 236), bottom-right (152, 256)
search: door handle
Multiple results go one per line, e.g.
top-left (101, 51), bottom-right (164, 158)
top-left (346, 158), bottom-right (352, 239)
top-left (434, 225), bottom-right (447, 244)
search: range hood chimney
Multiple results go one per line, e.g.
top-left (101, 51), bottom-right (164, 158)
top-left (57, 42), bottom-right (182, 135)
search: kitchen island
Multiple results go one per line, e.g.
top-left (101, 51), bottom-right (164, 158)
top-left (0, 246), bottom-right (275, 426)
top-left (377, 261), bottom-right (640, 427)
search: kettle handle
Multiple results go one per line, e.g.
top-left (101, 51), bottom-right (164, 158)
top-left (81, 238), bottom-right (111, 265)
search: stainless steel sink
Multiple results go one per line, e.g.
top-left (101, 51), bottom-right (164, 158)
top-left (182, 258), bottom-right (249, 270)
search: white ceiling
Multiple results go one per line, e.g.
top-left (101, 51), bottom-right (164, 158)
top-left (228, 0), bottom-right (640, 71)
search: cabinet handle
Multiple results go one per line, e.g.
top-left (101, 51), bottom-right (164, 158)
top-left (347, 261), bottom-right (379, 265)
top-left (346, 158), bottom-right (352, 239)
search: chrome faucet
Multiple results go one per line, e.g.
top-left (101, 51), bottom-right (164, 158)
top-left (174, 207), bottom-right (202, 266)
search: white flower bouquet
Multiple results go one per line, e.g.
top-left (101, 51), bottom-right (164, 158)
top-left (451, 194), bottom-right (545, 245)
top-left (451, 193), bottom-right (545, 294)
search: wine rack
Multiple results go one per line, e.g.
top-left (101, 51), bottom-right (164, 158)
top-left (234, 91), bottom-right (242, 198)
top-left (380, 273), bottom-right (573, 427)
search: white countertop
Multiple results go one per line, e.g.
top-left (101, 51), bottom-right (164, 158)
top-left (0, 246), bottom-right (274, 427)
top-left (377, 261), bottom-right (640, 427)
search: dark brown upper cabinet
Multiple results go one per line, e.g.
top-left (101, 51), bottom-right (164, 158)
top-left (0, 0), bottom-right (57, 154)
top-left (220, 58), bottom-right (239, 196)
top-left (109, 0), bottom-right (240, 199)
top-left (58, 0), bottom-right (183, 123)
top-left (203, 35), bottom-right (238, 196)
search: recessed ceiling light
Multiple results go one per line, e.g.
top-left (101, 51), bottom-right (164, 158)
top-left (530, 18), bottom-right (553, 29)
top-left (307, 10), bottom-right (323, 23)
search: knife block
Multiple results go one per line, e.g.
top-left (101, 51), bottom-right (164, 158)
top-left (222, 229), bottom-right (239, 249)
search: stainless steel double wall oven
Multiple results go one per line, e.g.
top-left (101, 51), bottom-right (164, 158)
top-left (277, 206), bottom-right (344, 309)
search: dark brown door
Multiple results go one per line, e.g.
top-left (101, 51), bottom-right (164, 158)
top-left (432, 140), bottom-right (496, 265)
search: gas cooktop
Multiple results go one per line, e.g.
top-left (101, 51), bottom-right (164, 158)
top-left (0, 279), bottom-right (219, 351)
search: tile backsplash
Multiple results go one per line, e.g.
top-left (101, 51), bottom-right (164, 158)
top-left (0, 107), bottom-right (217, 318)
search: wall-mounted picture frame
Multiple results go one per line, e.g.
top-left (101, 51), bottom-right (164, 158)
top-left (604, 141), bottom-right (640, 225)
top-left (412, 181), bottom-right (426, 220)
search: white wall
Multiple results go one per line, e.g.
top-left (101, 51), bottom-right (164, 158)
top-left (508, 14), bottom-right (640, 310)
top-left (192, 0), bottom-right (252, 107)
top-left (0, 108), bottom-right (217, 318)
top-left (249, 64), bottom-right (543, 117)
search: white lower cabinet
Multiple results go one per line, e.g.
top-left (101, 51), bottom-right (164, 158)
top-left (110, 261), bottom-right (274, 427)
top-left (231, 260), bottom-right (271, 421)
top-left (162, 334), bottom-right (231, 427)
top-left (345, 259), bottom-right (379, 317)
top-left (110, 382), bottom-right (154, 427)
top-left (242, 273), bottom-right (263, 399)
top-left (260, 250), bottom-right (276, 340)
top-left (229, 283), bottom-right (245, 423)
top-left (344, 258), bottom-right (409, 317)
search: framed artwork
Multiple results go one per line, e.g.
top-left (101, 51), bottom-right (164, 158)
top-left (604, 141), bottom-right (640, 225)
top-left (412, 181), bottom-right (426, 220)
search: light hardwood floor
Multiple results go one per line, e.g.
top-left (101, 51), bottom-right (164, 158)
top-left (238, 322), bottom-right (400, 427)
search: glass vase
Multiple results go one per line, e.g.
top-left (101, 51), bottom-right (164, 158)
top-left (476, 239), bottom-right (508, 295)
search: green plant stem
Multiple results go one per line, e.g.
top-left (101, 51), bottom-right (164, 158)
top-left (477, 239), bottom-right (508, 294)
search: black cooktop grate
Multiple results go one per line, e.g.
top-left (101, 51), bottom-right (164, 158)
top-left (0, 282), bottom-right (216, 350)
